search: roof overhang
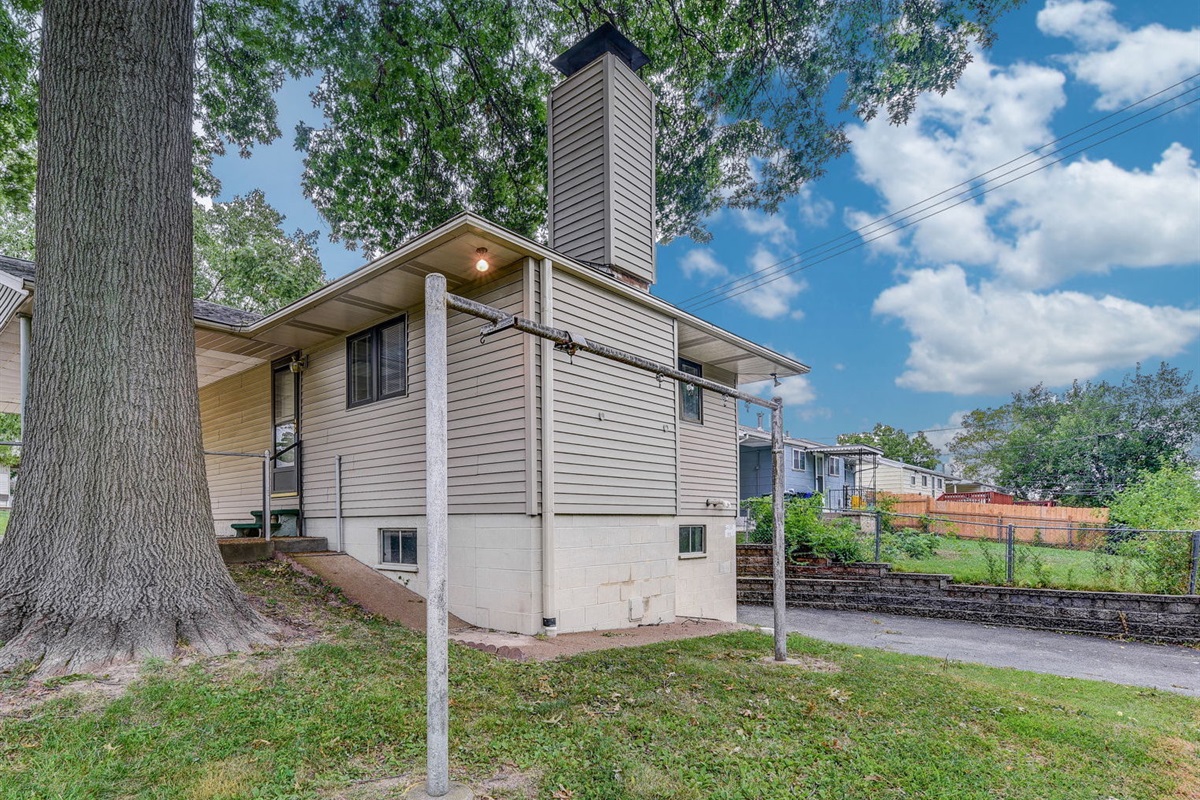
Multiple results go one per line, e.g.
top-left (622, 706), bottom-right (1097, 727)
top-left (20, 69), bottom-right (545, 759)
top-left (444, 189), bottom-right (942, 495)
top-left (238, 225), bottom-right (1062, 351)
top-left (233, 212), bottom-right (808, 382)
top-left (0, 211), bottom-right (809, 395)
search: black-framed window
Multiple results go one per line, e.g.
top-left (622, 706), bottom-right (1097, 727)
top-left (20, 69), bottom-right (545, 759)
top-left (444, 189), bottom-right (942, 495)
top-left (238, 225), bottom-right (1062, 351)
top-left (678, 358), bottom-right (703, 423)
top-left (380, 528), bottom-right (417, 566)
top-left (347, 316), bottom-right (407, 408)
top-left (679, 525), bottom-right (706, 555)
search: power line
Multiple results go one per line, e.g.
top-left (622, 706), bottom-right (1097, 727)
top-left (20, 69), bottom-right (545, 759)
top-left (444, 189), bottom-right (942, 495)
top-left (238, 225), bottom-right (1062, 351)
top-left (691, 95), bottom-right (1199, 312)
top-left (678, 74), bottom-right (1200, 312)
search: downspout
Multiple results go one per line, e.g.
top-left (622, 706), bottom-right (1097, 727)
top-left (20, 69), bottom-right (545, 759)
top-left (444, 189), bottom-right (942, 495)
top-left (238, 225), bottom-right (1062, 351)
top-left (18, 314), bottom-right (30, 426)
top-left (540, 257), bottom-right (557, 636)
top-left (334, 454), bottom-right (344, 552)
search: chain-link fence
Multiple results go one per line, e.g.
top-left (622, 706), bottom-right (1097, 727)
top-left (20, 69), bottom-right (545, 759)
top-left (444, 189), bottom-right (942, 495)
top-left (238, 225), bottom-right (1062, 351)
top-left (856, 510), bottom-right (1199, 595)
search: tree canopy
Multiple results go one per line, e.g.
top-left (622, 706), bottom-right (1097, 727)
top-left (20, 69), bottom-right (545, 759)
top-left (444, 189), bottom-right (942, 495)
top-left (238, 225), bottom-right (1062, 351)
top-left (1, 194), bottom-right (325, 314)
top-left (1109, 464), bottom-right (1200, 532)
top-left (1, 0), bottom-right (1024, 250)
top-left (948, 363), bottom-right (1200, 505)
top-left (194, 190), bottom-right (325, 313)
top-left (837, 423), bottom-right (940, 469)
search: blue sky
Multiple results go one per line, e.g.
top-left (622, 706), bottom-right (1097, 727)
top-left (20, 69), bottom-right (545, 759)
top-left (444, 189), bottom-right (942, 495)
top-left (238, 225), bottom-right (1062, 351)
top-left (211, 0), bottom-right (1200, 459)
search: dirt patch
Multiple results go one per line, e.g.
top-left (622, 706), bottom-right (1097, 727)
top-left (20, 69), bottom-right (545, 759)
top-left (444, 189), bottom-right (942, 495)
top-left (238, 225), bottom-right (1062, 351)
top-left (0, 560), bottom-right (341, 718)
top-left (757, 655), bottom-right (842, 673)
top-left (453, 617), bottom-right (744, 663)
top-left (1155, 736), bottom-right (1200, 799)
top-left (327, 765), bottom-right (539, 800)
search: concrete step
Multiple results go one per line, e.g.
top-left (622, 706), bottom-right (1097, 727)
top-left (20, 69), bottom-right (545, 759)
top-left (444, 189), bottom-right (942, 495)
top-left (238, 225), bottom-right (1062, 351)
top-left (217, 536), bottom-right (329, 564)
top-left (272, 537), bottom-right (328, 554)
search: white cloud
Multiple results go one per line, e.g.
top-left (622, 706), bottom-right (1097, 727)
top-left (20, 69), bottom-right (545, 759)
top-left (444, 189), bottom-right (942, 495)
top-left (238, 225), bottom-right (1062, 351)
top-left (1036, 0), bottom-right (1125, 48)
top-left (679, 248), bottom-right (728, 281)
top-left (1037, 0), bottom-right (1200, 110)
top-left (872, 265), bottom-right (1200, 395)
top-left (847, 47), bottom-right (1200, 288)
top-left (795, 186), bottom-right (834, 228)
top-left (920, 410), bottom-right (969, 454)
top-left (744, 374), bottom-right (817, 407)
top-left (729, 247), bottom-right (807, 320)
top-left (735, 210), bottom-right (795, 245)
top-left (996, 143), bottom-right (1200, 286)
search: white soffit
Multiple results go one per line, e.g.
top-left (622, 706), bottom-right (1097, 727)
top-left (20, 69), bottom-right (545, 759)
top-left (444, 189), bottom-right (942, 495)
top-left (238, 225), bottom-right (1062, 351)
top-left (0, 271), bottom-right (29, 332)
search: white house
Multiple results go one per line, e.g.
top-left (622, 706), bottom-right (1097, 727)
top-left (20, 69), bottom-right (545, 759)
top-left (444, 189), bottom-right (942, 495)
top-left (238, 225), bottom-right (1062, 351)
top-left (861, 455), bottom-right (954, 498)
top-left (0, 26), bottom-right (808, 636)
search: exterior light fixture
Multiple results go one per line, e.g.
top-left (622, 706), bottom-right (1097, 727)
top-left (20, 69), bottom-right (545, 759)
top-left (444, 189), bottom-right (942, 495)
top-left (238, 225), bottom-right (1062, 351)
top-left (474, 247), bottom-right (490, 273)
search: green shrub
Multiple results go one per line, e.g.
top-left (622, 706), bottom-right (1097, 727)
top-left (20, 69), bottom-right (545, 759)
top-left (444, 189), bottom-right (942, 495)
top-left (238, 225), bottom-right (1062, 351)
top-left (741, 494), bottom-right (865, 563)
top-left (883, 528), bottom-right (938, 560)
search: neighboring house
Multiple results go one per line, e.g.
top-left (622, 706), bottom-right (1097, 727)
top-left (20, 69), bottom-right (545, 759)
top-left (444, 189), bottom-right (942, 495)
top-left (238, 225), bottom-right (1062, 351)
top-left (0, 466), bottom-right (10, 510)
top-left (0, 27), bottom-right (807, 636)
top-left (862, 455), bottom-right (954, 498)
top-left (738, 427), bottom-right (883, 511)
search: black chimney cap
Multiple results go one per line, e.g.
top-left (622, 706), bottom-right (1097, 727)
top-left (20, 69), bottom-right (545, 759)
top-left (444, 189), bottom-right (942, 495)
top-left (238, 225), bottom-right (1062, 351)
top-left (550, 23), bottom-right (649, 77)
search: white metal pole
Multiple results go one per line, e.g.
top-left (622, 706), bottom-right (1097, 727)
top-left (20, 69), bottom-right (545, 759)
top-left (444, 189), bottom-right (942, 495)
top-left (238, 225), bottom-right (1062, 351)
top-left (771, 399), bottom-right (787, 661)
top-left (424, 273), bottom-right (451, 797)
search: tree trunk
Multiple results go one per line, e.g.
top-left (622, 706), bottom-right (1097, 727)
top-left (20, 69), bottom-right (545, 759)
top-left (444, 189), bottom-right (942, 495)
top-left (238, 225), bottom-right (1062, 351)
top-left (0, 0), bottom-right (275, 677)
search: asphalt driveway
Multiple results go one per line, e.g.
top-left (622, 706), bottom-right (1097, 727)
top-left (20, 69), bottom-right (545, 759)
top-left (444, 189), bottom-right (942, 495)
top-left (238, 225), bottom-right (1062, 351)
top-left (738, 604), bottom-right (1200, 697)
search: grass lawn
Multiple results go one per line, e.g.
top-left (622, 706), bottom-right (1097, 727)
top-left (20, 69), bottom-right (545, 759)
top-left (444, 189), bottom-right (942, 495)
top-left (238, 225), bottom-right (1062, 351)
top-left (0, 562), bottom-right (1196, 799)
top-left (885, 535), bottom-right (1144, 592)
top-left (0, 509), bottom-right (7, 536)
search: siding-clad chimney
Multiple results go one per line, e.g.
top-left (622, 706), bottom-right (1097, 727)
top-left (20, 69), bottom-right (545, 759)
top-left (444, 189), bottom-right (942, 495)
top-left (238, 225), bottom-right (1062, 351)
top-left (548, 24), bottom-right (656, 289)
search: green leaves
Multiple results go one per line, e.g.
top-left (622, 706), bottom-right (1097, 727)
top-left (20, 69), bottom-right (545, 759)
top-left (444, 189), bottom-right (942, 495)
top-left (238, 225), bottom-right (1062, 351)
top-left (0, 0), bottom-right (1022, 252)
top-left (193, 190), bottom-right (326, 314)
top-left (294, 0), bottom-right (1020, 250)
top-left (948, 363), bottom-right (1200, 504)
top-left (838, 423), bottom-right (941, 469)
top-left (0, 0), bottom-right (40, 209)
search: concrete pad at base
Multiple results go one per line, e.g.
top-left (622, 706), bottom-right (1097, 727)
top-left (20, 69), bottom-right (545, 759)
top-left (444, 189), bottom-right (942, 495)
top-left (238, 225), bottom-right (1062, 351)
top-left (403, 782), bottom-right (474, 800)
top-left (218, 537), bottom-right (273, 564)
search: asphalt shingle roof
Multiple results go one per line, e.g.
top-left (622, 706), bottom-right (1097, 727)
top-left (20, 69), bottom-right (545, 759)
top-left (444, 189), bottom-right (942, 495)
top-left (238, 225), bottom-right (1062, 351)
top-left (0, 254), bottom-right (263, 327)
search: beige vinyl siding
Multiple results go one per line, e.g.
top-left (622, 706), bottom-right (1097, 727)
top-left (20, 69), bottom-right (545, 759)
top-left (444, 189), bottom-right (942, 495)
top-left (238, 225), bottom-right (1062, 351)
top-left (548, 56), bottom-right (608, 264)
top-left (548, 53), bottom-right (655, 284)
top-left (678, 364), bottom-right (738, 515)
top-left (200, 364), bottom-right (271, 534)
top-left (301, 265), bottom-right (529, 517)
top-left (550, 269), bottom-right (676, 514)
top-left (0, 319), bottom-right (19, 413)
top-left (606, 61), bottom-right (655, 279)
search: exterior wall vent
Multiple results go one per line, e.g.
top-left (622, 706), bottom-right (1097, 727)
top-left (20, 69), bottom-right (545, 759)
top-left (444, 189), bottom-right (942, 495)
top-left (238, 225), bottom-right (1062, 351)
top-left (547, 24), bottom-right (656, 289)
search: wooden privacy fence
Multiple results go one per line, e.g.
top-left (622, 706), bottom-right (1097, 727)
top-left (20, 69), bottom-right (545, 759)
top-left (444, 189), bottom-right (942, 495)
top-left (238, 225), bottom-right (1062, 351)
top-left (886, 494), bottom-right (1109, 547)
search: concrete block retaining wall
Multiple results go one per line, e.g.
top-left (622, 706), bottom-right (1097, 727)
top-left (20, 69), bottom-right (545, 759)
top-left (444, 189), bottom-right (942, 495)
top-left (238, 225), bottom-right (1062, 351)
top-left (737, 544), bottom-right (1199, 643)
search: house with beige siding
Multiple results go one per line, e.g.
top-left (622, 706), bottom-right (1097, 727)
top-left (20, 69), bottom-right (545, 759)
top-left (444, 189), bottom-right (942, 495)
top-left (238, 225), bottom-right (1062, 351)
top-left (863, 455), bottom-right (954, 498)
top-left (0, 26), bottom-right (807, 636)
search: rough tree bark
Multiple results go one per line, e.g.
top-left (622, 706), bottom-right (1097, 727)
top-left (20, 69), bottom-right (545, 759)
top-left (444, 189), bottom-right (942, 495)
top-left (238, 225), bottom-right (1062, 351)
top-left (0, 0), bottom-right (276, 677)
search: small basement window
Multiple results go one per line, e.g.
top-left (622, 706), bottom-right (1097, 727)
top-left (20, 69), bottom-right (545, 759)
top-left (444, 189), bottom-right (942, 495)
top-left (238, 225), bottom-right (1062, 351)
top-left (380, 528), bottom-right (417, 568)
top-left (678, 358), bottom-right (703, 423)
top-left (679, 525), bottom-right (706, 556)
top-left (347, 315), bottom-right (408, 408)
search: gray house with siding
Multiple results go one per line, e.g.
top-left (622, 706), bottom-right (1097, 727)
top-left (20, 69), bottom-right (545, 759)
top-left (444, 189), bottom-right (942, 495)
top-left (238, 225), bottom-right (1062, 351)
top-left (0, 27), bottom-right (807, 636)
top-left (738, 427), bottom-right (883, 510)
